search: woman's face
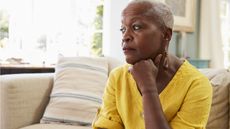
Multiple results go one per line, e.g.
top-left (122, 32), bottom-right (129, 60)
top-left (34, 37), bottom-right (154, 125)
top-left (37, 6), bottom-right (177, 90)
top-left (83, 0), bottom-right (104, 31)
top-left (121, 3), bottom-right (166, 65)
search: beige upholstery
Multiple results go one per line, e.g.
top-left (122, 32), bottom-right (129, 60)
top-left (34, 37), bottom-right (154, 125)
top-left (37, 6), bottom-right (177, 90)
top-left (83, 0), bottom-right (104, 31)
top-left (0, 57), bottom-right (123, 129)
top-left (0, 73), bottom-right (54, 129)
top-left (207, 84), bottom-right (228, 129)
top-left (1, 58), bottom-right (230, 129)
top-left (202, 69), bottom-right (230, 129)
top-left (19, 124), bottom-right (91, 129)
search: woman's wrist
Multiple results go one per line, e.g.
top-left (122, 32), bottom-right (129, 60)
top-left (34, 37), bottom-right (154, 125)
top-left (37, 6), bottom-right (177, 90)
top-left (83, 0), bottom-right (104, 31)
top-left (141, 89), bottom-right (158, 96)
top-left (139, 81), bottom-right (158, 95)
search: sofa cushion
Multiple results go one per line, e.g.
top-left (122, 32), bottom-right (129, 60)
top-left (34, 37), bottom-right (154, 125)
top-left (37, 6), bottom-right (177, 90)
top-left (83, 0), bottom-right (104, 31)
top-left (20, 124), bottom-right (91, 129)
top-left (200, 69), bottom-right (230, 129)
top-left (0, 73), bottom-right (54, 129)
top-left (40, 57), bottom-right (108, 126)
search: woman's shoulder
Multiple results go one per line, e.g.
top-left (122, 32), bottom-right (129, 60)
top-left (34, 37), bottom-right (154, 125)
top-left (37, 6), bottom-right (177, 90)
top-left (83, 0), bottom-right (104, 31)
top-left (109, 63), bottom-right (130, 76)
top-left (107, 64), bottom-right (133, 87)
top-left (169, 55), bottom-right (208, 83)
top-left (175, 60), bottom-right (211, 90)
top-left (165, 60), bottom-right (212, 99)
top-left (179, 60), bottom-right (212, 100)
top-left (106, 64), bottom-right (131, 82)
top-left (170, 60), bottom-right (211, 89)
top-left (177, 60), bottom-right (207, 80)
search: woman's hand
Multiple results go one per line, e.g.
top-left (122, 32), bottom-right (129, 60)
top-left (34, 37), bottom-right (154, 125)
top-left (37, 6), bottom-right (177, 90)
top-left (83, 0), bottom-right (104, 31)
top-left (128, 54), bottom-right (162, 94)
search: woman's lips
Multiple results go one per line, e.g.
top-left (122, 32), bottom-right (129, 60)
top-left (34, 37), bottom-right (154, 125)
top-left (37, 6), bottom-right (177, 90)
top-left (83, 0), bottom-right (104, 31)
top-left (123, 47), bottom-right (136, 54)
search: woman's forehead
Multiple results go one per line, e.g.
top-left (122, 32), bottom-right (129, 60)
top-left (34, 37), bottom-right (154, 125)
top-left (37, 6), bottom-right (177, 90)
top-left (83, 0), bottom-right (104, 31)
top-left (121, 10), bottom-right (156, 25)
top-left (122, 2), bottom-right (152, 17)
top-left (121, 2), bottom-right (159, 24)
top-left (121, 15), bottom-right (149, 24)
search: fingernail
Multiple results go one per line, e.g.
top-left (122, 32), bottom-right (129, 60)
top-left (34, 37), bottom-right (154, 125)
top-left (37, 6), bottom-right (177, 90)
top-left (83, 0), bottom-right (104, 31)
top-left (163, 58), bottom-right (168, 68)
top-left (128, 66), bottom-right (132, 72)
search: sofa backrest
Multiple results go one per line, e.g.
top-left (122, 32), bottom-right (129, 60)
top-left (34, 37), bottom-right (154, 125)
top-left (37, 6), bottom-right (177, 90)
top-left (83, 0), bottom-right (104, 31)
top-left (200, 69), bottom-right (230, 129)
top-left (106, 56), bottom-right (124, 73)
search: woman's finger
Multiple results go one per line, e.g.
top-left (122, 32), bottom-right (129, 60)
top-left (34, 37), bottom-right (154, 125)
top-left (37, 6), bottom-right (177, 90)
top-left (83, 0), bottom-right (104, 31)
top-left (154, 54), bottom-right (162, 68)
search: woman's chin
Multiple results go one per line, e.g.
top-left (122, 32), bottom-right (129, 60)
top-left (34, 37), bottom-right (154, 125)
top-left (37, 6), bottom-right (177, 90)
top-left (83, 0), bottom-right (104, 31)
top-left (125, 57), bottom-right (137, 65)
top-left (125, 56), bottom-right (152, 65)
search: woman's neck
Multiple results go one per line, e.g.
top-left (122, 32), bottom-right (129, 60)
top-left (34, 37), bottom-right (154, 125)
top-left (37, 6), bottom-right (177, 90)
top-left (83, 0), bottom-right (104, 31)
top-left (156, 54), bottom-right (183, 94)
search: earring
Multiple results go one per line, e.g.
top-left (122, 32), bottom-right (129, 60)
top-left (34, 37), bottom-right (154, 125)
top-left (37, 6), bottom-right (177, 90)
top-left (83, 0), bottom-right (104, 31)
top-left (163, 51), bottom-right (169, 69)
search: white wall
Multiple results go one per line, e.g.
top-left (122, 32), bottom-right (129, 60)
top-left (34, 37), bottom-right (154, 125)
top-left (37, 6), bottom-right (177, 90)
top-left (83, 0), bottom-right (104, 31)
top-left (102, 0), bottom-right (130, 62)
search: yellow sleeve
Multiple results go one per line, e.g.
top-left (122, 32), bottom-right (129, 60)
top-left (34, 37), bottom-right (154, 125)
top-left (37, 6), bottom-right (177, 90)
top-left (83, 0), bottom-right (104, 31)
top-left (170, 77), bottom-right (212, 129)
top-left (92, 70), bottom-right (124, 129)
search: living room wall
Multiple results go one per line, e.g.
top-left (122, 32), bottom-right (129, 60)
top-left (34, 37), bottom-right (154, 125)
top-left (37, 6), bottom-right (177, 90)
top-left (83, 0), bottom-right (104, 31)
top-left (169, 0), bottom-right (201, 59)
top-left (103, 0), bottom-right (200, 61)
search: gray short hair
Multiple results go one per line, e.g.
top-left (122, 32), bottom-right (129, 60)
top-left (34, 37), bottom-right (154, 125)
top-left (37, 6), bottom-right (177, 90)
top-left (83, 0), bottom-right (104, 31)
top-left (129, 0), bottom-right (174, 29)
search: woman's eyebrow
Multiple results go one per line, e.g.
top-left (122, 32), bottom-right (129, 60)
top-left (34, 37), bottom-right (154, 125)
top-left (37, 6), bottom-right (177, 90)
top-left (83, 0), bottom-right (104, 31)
top-left (130, 16), bottom-right (143, 23)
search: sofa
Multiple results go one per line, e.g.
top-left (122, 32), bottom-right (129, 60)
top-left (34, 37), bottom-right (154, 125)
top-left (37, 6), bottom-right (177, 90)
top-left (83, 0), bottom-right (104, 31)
top-left (1, 58), bottom-right (230, 129)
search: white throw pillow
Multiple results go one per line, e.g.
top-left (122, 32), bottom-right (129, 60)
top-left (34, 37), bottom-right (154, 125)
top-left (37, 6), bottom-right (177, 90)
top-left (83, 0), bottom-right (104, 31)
top-left (40, 56), bottom-right (108, 126)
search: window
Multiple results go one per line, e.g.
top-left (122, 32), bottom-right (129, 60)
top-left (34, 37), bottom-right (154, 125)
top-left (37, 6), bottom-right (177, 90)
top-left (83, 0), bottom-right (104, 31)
top-left (91, 3), bottom-right (103, 56)
top-left (0, 10), bottom-right (8, 46)
top-left (0, 0), bottom-right (104, 65)
top-left (221, 0), bottom-right (230, 68)
top-left (0, 8), bottom-right (9, 62)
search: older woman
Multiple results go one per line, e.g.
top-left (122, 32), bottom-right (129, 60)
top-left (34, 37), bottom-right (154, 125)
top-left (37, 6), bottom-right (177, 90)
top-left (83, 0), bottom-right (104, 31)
top-left (92, 0), bottom-right (212, 129)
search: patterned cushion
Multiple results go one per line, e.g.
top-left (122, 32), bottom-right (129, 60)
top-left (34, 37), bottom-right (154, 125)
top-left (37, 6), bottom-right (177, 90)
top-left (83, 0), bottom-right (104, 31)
top-left (40, 57), bottom-right (108, 126)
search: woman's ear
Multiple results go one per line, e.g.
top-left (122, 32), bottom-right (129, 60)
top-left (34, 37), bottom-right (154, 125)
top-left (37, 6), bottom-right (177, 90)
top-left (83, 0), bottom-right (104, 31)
top-left (161, 28), bottom-right (172, 52)
top-left (164, 28), bottom-right (173, 41)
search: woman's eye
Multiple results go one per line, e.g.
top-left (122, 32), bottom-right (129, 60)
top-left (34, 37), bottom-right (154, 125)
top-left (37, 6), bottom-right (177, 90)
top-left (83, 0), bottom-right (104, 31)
top-left (120, 27), bottom-right (126, 33)
top-left (133, 25), bottom-right (141, 30)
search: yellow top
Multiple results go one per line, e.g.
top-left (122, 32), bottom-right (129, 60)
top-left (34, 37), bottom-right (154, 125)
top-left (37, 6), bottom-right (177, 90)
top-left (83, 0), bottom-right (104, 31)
top-left (92, 60), bottom-right (212, 129)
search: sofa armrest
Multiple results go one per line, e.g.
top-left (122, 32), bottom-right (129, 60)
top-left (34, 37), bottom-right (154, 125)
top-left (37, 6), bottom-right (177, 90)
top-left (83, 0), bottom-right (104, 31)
top-left (0, 73), bottom-right (54, 129)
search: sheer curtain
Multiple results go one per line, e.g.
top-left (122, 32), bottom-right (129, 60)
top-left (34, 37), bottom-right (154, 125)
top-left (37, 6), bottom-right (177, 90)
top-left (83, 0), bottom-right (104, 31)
top-left (221, 0), bottom-right (230, 68)
top-left (199, 0), bottom-right (224, 68)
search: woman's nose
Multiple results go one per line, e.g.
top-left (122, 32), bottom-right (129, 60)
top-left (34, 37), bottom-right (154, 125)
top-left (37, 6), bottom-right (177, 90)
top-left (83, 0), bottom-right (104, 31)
top-left (122, 36), bottom-right (132, 43)
top-left (122, 30), bottom-right (133, 43)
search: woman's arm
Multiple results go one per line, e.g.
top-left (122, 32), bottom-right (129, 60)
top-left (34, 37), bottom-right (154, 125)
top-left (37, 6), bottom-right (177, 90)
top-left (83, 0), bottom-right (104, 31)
top-left (129, 57), bottom-right (212, 129)
top-left (142, 90), bottom-right (171, 129)
top-left (92, 70), bottom-right (124, 129)
top-left (129, 55), bottom-right (171, 129)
